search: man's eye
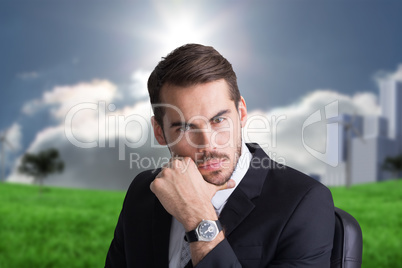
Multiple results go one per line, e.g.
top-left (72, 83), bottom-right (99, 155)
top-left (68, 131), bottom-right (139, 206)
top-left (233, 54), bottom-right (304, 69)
top-left (212, 117), bottom-right (224, 124)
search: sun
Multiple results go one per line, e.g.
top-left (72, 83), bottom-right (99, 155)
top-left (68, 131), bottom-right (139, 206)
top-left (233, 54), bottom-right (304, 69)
top-left (145, 2), bottom-right (214, 56)
top-left (137, 1), bottom-right (249, 69)
top-left (162, 13), bottom-right (209, 53)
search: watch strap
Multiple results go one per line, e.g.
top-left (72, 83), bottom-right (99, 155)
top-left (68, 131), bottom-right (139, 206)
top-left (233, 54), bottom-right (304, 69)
top-left (184, 228), bottom-right (198, 243)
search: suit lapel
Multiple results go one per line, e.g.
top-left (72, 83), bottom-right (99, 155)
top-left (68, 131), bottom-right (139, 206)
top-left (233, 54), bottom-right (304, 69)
top-left (219, 188), bottom-right (255, 236)
top-left (219, 143), bottom-right (270, 236)
top-left (152, 196), bottom-right (172, 268)
top-left (149, 144), bottom-right (271, 265)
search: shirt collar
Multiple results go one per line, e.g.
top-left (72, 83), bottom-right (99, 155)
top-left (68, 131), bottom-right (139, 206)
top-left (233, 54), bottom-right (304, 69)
top-left (211, 141), bottom-right (252, 215)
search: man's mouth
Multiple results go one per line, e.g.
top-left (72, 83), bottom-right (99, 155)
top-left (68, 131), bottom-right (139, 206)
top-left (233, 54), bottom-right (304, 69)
top-left (198, 158), bottom-right (227, 171)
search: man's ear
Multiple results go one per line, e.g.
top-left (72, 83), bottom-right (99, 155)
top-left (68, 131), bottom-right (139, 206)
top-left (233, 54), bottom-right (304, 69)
top-left (238, 96), bottom-right (247, 128)
top-left (151, 116), bottom-right (167, 145)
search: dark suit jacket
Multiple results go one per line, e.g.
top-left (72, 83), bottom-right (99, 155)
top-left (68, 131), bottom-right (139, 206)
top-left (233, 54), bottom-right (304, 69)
top-left (105, 143), bottom-right (335, 267)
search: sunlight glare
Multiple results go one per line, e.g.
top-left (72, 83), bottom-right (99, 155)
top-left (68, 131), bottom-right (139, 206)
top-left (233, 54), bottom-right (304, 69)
top-left (147, 4), bottom-right (212, 56)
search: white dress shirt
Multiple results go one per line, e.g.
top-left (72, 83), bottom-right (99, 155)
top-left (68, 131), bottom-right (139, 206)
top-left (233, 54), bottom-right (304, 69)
top-left (168, 142), bottom-right (252, 267)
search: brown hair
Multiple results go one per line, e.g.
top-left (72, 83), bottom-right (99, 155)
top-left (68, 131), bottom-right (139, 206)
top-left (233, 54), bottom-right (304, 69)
top-left (147, 43), bottom-right (240, 127)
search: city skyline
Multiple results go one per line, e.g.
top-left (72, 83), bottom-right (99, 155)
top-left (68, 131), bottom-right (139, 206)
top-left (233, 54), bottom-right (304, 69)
top-left (1, 1), bottom-right (402, 189)
top-left (325, 75), bottom-right (402, 186)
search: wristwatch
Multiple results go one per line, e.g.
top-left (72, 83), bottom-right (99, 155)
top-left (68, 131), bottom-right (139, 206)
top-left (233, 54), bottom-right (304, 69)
top-left (185, 220), bottom-right (222, 242)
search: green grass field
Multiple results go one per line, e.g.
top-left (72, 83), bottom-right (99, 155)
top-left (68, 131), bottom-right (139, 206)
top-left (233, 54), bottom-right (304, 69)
top-left (330, 180), bottom-right (402, 268)
top-left (0, 183), bottom-right (125, 268)
top-left (0, 180), bottom-right (401, 268)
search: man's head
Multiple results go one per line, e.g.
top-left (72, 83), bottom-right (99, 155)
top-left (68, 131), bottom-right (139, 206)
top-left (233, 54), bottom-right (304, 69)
top-left (148, 44), bottom-right (247, 186)
top-left (148, 44), bottom-right (240, 127)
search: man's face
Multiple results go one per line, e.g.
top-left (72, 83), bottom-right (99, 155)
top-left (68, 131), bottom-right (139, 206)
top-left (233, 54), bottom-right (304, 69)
top-left (152, 79), bottom-right (247, 186)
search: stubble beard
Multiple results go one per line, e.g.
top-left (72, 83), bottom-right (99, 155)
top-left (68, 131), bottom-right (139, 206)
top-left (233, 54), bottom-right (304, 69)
top-left (199, 136), bottom-right (242, 186)
top-left (163, 128), bottom-right (243, 186)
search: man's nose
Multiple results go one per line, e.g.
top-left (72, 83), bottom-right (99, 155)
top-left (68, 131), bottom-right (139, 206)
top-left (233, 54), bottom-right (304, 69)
top-left (194, 128), bottom-right (212, 149)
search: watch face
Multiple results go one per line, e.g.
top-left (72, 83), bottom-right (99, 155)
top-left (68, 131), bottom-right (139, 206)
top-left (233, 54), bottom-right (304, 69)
top-left (197, 221), bottom-right (218, 240)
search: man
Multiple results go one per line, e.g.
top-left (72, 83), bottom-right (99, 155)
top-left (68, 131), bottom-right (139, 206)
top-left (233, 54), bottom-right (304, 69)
top-left (106, 44), bottom-right (334, 267)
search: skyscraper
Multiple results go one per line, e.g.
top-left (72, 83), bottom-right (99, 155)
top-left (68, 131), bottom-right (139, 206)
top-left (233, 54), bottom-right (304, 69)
top-left (325, 77), bottom-right (402, 185)
top-left (324, 114), bottom-right (364, 186)
top-left (349, 78), bottom-right (402, 184)
top-left (380, 79), bottom-right (402, 154)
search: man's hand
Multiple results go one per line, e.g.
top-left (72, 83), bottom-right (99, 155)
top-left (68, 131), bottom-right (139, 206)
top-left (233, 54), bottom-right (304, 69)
top-left (149, 157), bottom-right (235, 231)
top-left (150, 157), bottom-right (235, 265)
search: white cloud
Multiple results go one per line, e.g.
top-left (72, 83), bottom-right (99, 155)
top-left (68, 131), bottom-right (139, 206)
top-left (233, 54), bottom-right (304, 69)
top-left (9, 96), bottom-right (170, 189)
top-left (22, 79), bottom-right (117, 120)
top-left (22, 99), bottom-right (43, 115)
top-left (13, 73), bottom-right (164, 189)
top-left (22, 72), bottom-right (151, 119)
top-left (9, 74), bottom-right (382, 189)
top-left (390, 64), bottom-right (402, 81)
top-left (243, 90), bottom-right (380, 180)
top-left (385, 64), bottom-right (402, 81)
top-left (352, 92), bottom-right (380, 116)
top-left (44, 79), bottom-right (117, 120)
top-left (374, 64), bottom-right (402, 84)
top-left (130, 70), bottom-right (151, 100)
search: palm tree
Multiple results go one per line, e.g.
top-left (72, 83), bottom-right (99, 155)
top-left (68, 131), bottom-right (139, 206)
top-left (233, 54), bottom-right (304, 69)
top-left (18, 148), bottom-right (64, 193)
top-left (382, 154), bottom-right (402, 180)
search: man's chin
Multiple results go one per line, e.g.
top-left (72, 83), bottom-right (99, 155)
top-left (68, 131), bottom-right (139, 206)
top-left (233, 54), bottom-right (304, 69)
top-left (201, 170), bottom-right (232, 186)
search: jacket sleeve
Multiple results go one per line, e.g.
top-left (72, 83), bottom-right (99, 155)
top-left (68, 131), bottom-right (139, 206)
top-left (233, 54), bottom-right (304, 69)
top-left (195, 239), bottom-right (242, 268)
top-left (105, 203), bottom-right (127, 267)
top-left (195, 184), bottom-right (334, 268)
top-left (268, 184), bottom-right (335, 268)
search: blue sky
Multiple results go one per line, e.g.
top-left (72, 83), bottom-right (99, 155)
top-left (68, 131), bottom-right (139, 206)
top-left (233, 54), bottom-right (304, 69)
top-left (1, 0), bottom-right (402, 189)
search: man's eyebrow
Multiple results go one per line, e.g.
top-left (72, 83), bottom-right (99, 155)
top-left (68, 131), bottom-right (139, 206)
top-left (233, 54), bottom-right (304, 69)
top-left (169, 109), bottom-right (231, 128)
top-left (210, 109), bottom-right (231, 121)
top-left (170, 121), bottom-right (195, 128)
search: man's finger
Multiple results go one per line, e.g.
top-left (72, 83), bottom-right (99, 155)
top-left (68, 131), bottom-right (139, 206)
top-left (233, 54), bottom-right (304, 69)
top-left (149, 180), bottom-right (155, 193)
top-left (215, 179), bottom-right (236, 192)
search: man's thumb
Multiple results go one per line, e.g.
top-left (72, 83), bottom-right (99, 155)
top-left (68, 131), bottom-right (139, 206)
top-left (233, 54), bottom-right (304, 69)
top-left (217, 179), bottom-right (236, 191)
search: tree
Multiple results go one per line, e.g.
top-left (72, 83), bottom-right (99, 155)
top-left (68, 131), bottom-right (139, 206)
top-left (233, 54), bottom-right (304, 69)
top-left (382, 154), bottom-right (402, 179)
top-left (18, 148), bottom-right (64, 193)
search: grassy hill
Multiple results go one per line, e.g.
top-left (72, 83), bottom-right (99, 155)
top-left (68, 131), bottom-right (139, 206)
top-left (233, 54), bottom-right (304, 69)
top-left (0, 180), bottom-right (401, 267)
top-left (330, 179), bottom-right (402, 268)
top-left (0, 183), bottom-right (125, 268)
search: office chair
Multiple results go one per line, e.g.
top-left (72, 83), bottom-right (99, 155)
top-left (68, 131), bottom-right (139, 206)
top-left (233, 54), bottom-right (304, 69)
top-left (330, 207), bottom-right (363, 268)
